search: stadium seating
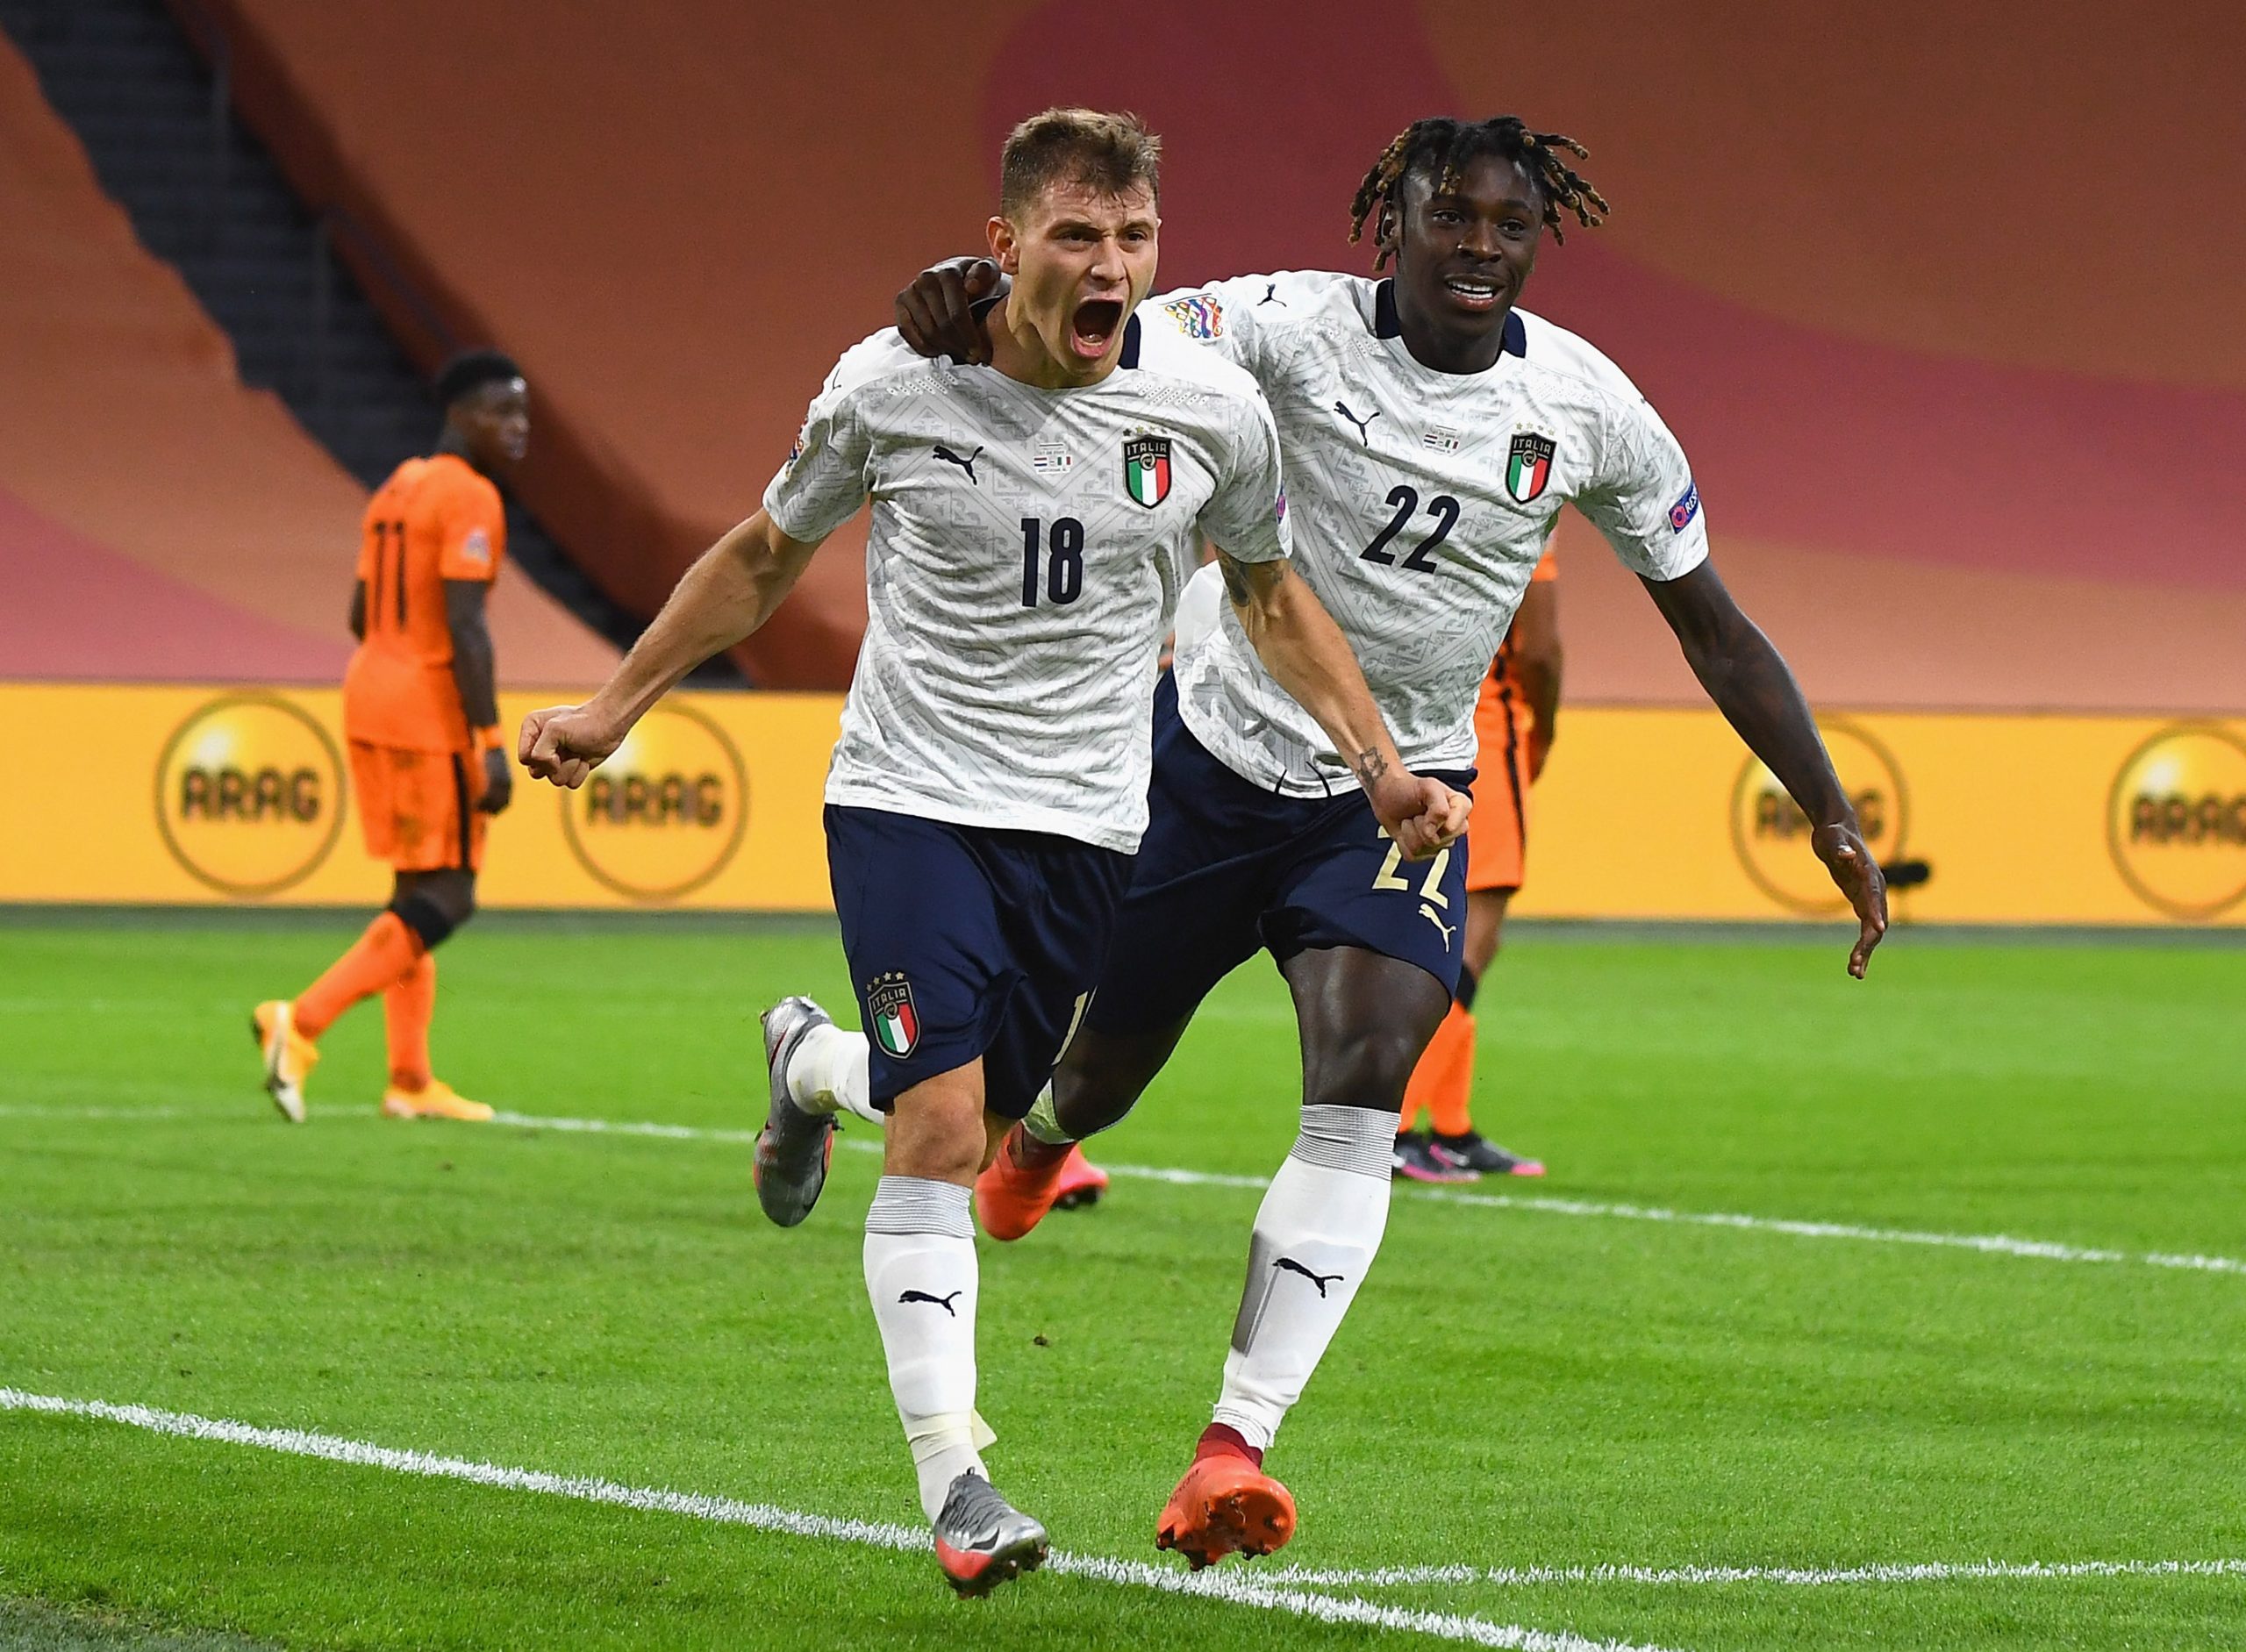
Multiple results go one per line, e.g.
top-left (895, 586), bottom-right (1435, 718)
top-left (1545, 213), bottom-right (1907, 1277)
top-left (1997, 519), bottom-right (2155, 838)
top-left (0, 30), bottom-right (617, 686)
top-left (156, 0), bottom-right (2246, 710)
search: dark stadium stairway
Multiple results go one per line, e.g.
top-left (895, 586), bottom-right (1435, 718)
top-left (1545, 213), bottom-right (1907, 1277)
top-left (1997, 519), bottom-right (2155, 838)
top-left (0, 0), bottom-right (738, 683)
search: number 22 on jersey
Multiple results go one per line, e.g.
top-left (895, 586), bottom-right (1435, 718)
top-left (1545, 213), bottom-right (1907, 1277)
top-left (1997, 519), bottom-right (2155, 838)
top-left (1360, 486), bottom-right (1460, 574)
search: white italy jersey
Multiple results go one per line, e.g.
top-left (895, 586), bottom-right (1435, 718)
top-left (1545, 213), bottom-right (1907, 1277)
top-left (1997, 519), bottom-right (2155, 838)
top-left (1155, 271), bottom-right (1708, 796)
top-left (763, 318), bottom-right (1291, 853)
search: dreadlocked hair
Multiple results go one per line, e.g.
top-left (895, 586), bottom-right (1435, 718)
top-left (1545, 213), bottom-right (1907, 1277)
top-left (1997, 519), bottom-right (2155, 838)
top-left (1348, 117), bottom-right (1608, 268)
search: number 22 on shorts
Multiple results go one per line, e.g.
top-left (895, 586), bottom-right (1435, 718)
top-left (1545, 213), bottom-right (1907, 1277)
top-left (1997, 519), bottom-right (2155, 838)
top-left (1370, 829), bottom-right (1450, 905)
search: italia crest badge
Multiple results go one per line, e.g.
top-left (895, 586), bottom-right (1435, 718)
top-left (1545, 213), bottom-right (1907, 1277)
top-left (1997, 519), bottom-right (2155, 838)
top-left (1123, 434), bottom-right (1172, 508)
top-left (1506, 432), bottom-right (1556, 504)
top-left (866, 971), bottom-right (920, 1059)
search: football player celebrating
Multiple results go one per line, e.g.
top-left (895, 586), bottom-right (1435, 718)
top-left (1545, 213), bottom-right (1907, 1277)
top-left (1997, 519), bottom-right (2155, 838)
top-left (520, 109), bottom-right (1462, 1598)
top-left (867, 115), bottom-right (1888, 1570)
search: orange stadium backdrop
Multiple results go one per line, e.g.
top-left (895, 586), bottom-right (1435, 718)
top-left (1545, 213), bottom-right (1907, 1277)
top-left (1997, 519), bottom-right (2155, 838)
top-left (0, 35), bottom-right (619, 690)
top-left (4, 4), bottom-right (2242, 922)
top-left (158, 0), bottom-right (2246, 707)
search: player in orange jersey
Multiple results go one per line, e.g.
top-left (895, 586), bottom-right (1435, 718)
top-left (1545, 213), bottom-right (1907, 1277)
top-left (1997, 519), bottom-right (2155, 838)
top-left (1393, 547), bottom-right (1560, 1183)
top-left (252, 351), bottom-right (527, 1123)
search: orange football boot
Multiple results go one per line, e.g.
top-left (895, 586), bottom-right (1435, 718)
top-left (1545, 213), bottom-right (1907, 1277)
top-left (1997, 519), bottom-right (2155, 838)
top-left (1155, 1443), bottom-right (1297, 1570)
top-left (380, 1078), bottom-right (493, 1122)
top-left (976, 1129), bottom-right (1101, 1241)
top-left (250, 1000), bottom-right (318, 1124)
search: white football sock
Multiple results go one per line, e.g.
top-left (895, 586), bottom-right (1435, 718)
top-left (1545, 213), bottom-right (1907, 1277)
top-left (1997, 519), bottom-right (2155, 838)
top-left (1019, 1084), bottom-right (1074, 1146)
top-left (789, 1024), bottom-right (883, 1125)
top-left (1209, 1105), bottom-right (1394, 1451)
top-left (864, 1176), bottom-right (990, 1522)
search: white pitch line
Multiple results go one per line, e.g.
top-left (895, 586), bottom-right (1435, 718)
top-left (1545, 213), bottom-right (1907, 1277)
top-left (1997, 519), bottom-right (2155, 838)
top-left (1413, 1186), bottom-right (2246, 1277)
top-left (0, 1105), bottom-right (191, 1121)
top-left (15, 1103), bottom-right (2242, 1279)
top-left (0, 1388), bottom-right (1677, 1652)
top-left (491, 1110), bottom-right (2246, 1277)
top-left (490, 1110), bottom-right (762, 1146)
top-left (1265, 1557), bottom-right (2246, 1589)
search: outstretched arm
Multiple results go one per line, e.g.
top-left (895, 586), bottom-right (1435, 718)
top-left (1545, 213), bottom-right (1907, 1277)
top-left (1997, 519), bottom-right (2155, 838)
top-left (1218, 549), bottom-right (1469, 860)
top-left (1641, 560), bottom-right (1887, 975)
top-left (519, 511), bottom-right (820, 787)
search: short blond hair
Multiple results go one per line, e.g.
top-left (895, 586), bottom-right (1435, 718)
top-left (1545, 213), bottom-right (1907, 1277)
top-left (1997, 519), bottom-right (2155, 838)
top-left (999, 107), bottom-right (1162, 218)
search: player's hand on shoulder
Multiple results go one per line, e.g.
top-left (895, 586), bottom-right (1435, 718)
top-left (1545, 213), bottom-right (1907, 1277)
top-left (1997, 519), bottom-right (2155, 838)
top-left (896, 257), bottom-right (1003, 365)
top-left (476, 746), bottom-right (514, 816)
top-left (1370, 770), bottom-right (1470, 862)
top-left (519, 703), bottom-right (623, 790)
top-left (1811, 820), bottom-right (1888, 979)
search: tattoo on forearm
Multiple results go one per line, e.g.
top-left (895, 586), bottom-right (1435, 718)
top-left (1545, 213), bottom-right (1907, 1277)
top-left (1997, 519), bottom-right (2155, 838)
top-left (1353, 748), bottom-right (1389, 785)
top-left (1216, 551), bottom-right (1288, 609)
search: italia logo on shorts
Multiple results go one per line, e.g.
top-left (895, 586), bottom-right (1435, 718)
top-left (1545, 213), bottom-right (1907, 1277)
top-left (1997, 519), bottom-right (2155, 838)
top-left (1505, 432), bottom-right (1556, 503)
top-left (1123, 434), bottom-right (1172, 508)
top-left (867, 971), bottom-right (920, 1058)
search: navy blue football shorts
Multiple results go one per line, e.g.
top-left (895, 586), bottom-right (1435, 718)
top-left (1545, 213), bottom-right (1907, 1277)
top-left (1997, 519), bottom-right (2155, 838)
top-left (825, 804), bottom-right (1134, 1119)
top-left (1084, 672), bottom-right (1472, 1040)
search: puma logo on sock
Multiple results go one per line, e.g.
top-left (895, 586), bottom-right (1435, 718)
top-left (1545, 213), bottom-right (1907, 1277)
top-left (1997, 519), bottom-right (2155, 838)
top-left (1273, 1257), bottom-right (1344, 1298)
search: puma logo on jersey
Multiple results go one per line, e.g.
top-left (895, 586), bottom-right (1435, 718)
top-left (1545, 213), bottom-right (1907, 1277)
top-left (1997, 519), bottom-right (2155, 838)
top-left (932, 444), bottom-right (983, 483)
top-left (1273, 1256), bottom-right (1345, 1297)
top-left (1420, 904), bottom-right (1456, 948)
top-left (1334, 401), bottom-right (1379, 442)
top-left (900, 1289), bottom-right (963, 1316)
top-left (1258, 282), bottom-right (1286, 307)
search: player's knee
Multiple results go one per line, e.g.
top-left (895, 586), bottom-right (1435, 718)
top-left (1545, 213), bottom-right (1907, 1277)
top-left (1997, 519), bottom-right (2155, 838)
top-left (1051, 1062), bottom-right (1129, 1137)
top-left (1050, 1022), bottom-right (1177, 1138)
top-left (1303, 1021), bottom-right (1433, 1112)
top-left (390, 874), bottom-right (474, 949)
top-left (389, 890), bottom-right (461, 950)
top-left (884, 1069), bottom-right (990, 1182)
top-left (389, 891), bottom-right (455, 949)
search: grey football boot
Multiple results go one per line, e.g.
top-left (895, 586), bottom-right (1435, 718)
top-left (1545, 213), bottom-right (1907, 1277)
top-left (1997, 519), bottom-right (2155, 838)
top-left (754, 997), bottom-right (837, 1227)
top-left (932, 1471), bottom-right (1048, 1597)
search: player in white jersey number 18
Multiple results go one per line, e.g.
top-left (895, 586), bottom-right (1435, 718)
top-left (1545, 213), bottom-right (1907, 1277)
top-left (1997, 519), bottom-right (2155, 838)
top-left (520, 108), bottom-right (1466, 1599)
top-left (897, 115), bottom-right (1888, 1567)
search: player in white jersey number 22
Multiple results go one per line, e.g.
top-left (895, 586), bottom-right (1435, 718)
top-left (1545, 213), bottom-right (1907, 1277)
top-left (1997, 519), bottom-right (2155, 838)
top-left (519, 109), bottom-right (1465, 1600)
top-left (891, 116), bottom-right (1890, 1567)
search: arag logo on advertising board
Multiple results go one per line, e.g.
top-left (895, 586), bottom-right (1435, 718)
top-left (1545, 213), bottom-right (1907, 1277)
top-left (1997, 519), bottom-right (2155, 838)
top-left (560, 702), bottom-right (748, 901)
top-left (2107, 724), bottom-right (2246, 919)
top-left (154, 695), bottom-right (347, 898)
top-left (1729, 719), bottom-right (1907, 915)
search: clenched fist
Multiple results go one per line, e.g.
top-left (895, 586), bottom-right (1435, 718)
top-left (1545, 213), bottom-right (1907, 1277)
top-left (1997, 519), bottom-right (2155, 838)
top-left (519, 702), bottom-right (628, 790)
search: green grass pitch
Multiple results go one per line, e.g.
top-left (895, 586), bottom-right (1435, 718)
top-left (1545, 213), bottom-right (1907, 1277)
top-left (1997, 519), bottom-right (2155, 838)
top-left (2, 912), bottom-right (2242, 1651)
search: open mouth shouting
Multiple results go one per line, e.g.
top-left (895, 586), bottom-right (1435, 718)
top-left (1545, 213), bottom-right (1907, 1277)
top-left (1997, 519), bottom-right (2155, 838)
top-left (1069, 295), bottom-right (1127, 360)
